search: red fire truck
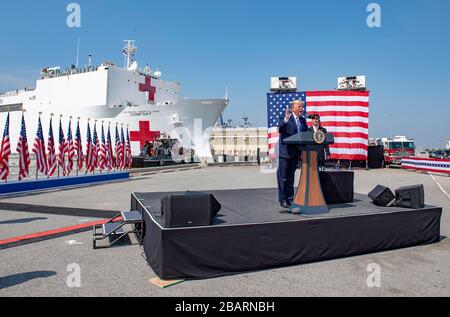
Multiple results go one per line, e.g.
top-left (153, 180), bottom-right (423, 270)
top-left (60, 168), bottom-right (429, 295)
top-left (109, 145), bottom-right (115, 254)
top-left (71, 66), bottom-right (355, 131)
top-left (381, 136), bottom-right (416, 166)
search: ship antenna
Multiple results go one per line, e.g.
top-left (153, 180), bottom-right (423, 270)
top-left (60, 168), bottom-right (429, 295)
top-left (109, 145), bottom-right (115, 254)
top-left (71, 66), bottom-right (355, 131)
top-left (76, 37), bottom-right (81, 68)
top-left (123, 40), bottom-right (137, 70)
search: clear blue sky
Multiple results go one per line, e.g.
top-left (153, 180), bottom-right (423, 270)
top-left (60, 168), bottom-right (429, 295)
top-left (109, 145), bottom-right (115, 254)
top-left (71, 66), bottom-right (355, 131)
top-left (0, 0), bottom-right (449, 148)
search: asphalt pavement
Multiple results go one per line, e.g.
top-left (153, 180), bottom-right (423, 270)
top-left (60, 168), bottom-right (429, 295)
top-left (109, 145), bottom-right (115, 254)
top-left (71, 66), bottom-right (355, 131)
top-left (0, 166), bottom-right (448, 297)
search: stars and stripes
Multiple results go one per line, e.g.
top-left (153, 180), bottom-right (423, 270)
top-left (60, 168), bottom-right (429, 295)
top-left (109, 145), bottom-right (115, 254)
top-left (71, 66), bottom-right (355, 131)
top-left (74, 120), bottom-right (84, 171)
top-left (125, 127), bottom-right (132, 169)
top-left (120, 126), bottom-right (127, 170)
top-left (85, 121), bottom-right (94, 173)
top-left (99, 124), bottom-right (107, 171)
top-left (106, 124), bottom-right (114, 170)
top-left (58, 118), bottom-right (68, 176)
top-left (0, 113), bottom-right (11, 181)
top-left (16, 114), bottom-right (30, 181)
top-left (267, 91), bottom-right (370, 161)
top-left (33, 117), bottom-right (48, 176)
top-left (66, 119), bottom-right (75, 176)
top-left (402, 157), bottom-right (450, 175)
top-left (47, 117), bottom-right (57, 177)
top-left (305, 91), bottom-right (369, 160)
top-left (92, 123), bottom-right (99, 170)
top-left (267, 92), bottom-right (306, 159)
top-left (115, 125), bottom-right (124, 170)
top-left (0, 117), bottom-right (137, 182)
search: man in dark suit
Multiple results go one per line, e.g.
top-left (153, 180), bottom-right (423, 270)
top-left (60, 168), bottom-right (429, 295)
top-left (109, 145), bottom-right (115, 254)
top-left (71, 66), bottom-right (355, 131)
top-left (308, 114), bottom-right (330, 169)
top-left (277, 100), bottom-right (308, 209)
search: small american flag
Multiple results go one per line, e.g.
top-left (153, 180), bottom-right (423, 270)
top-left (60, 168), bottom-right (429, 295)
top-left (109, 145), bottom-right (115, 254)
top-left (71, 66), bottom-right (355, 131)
top-left (120, 126), bottom-right (127, 169)
top-left (58, 118), bottom-right (67, 176)
top-left (74, 120), bottom-right (83, 171)
top-left (99, 124), bottom-right (107, 171)
top-left (47, 118), bottom-right (57, 177)
top-left (66, 119), bottom-right (75, 176)
top-left (92, 123), bottom-right (99, 170)
top-left (106, 124), bottom-right (114, 170)
top-left (16, 114), bottom-right (30, 181)
top-left (0, 113), bottom-right (11, 181)
top-left (125, 127), bottom-right (132, 168)
top-left (267, 91), bottom-right (369, 161)
top-left (33, 117), bottom-right (48, 176)
top-left (85, 122), bottom-right (94, 173)
top-left (115, 125), bottom-right (123, 170)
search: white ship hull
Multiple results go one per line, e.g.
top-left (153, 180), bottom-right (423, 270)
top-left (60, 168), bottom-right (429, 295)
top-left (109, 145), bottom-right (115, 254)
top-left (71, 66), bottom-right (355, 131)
top-left (111, 98), bottom-right (228, 155)
top-left (0, 95), bottom-right (227, 157)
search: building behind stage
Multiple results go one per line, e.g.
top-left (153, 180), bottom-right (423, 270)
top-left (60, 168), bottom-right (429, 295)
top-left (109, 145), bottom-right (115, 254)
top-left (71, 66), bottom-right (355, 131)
top-left (210, 127), bottom-right (269, 162)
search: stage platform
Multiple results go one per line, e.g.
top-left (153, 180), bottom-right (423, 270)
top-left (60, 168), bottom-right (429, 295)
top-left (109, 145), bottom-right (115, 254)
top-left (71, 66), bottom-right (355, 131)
top-left (132, 188), bottom-right (442, 280)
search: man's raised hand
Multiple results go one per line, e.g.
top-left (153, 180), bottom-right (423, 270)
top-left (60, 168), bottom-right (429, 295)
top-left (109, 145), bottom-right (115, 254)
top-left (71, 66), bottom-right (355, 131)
top-left (285, 106), bottom-right (292, 121)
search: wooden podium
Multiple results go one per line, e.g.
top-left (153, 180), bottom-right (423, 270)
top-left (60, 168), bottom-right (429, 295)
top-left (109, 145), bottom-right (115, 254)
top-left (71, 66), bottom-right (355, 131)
top-left (284, 131), bottom-right (335, 215)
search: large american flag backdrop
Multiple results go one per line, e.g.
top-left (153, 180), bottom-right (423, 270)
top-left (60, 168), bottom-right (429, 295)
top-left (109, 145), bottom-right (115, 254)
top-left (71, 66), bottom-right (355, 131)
top-left (267, 91), bottom-right (370, 161)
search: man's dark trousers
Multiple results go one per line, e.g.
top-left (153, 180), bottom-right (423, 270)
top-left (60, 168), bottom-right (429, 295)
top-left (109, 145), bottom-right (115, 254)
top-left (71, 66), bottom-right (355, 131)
top-left (277, 155), bottom-right (300, 203)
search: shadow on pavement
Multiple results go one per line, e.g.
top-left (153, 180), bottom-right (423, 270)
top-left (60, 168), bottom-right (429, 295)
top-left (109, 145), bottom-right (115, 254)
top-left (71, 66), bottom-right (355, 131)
top-left (0, 217), bottom-right (48, 225)
top-left (0, 271), bottom-right (57, 290)
top-left (0, 202), bottom-right (117, 219)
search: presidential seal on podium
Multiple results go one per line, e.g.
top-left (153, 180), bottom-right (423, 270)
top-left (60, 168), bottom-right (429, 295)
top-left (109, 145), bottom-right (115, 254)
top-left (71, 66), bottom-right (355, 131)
top-left (313, 129), bottom-right (326, 144)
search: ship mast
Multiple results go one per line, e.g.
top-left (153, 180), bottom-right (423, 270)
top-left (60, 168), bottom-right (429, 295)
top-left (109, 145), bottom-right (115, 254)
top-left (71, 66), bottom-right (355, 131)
top-left (123, 40), bottom-right (137, 70)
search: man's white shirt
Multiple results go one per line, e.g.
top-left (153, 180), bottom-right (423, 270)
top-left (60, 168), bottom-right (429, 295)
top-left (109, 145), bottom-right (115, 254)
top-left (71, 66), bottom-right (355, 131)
top-left (284, 113), bottom-right (301, 124)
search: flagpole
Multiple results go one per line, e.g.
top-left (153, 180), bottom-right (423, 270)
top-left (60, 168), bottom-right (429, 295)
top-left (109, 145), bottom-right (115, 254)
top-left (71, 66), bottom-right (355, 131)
top-left (60, 114), bottom-right (64, 178)
top-left (48, 113), bottom-right (54, 179)
top-left (60, 115), bottom-right (68, 177)
top-left (109, 122), bottom-right (112, 174)
top-left (57, 112), bottom-right (60, 180)
top-left (100, 120), bottom-right (104, 175)
top-left (4, 112), bottom-right (7, 184)
top-left (76, 117), bottom-right (80, 176)
top-left (127, 124), bottom-right (130, 171)
top-left (86, 118), bottom-right (90, 175)
top-left (94, 119), bottom-right (97, 175)
top-left (68, 116), bottom-right (72, 177)
top-left (19, 109), bottom-right (27, 182)
top-left (115, 122), bottom-right (118, 173)
top-left (3, 112), bottom-right (10, 183)
top-left (121, 123), bottom-right (124, 172)
top-left (7, 112), bottom-right (10, 183)
top-left (36, 112), bottom-right (42, 180)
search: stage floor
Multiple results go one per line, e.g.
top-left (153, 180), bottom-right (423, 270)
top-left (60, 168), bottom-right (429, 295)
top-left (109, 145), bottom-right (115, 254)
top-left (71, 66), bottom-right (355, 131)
top-left (134, 188), bottom-right (434, 226)
top-left (133, 188), bottom-right (442, 280)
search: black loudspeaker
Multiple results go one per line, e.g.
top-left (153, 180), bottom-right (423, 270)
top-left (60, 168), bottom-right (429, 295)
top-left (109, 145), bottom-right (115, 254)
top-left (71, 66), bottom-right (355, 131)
top-left (395, 185), bottom-right (425, 209)
top-left (368, 185), bottom-right (395, 207)
top-left (161, 192), bottom-right (222, 228)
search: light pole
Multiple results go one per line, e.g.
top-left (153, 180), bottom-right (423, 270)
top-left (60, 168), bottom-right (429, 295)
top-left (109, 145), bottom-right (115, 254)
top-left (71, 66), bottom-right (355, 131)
top-left (389, 114), bottom-right (393, 138)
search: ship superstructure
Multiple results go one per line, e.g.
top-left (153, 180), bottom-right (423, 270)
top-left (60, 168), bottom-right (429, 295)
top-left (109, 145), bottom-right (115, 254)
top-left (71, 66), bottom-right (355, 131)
top-left (0, 41), bottom-right (229, 156)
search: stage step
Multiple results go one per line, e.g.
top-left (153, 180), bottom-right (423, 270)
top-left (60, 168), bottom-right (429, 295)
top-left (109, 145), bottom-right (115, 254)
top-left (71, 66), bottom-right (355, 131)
top-left (102, 223), bottom-right (125, 236)
top-left (121, 210), bottom-right (142, 222)
top-left (93, 210), bottom-right (143, 249)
